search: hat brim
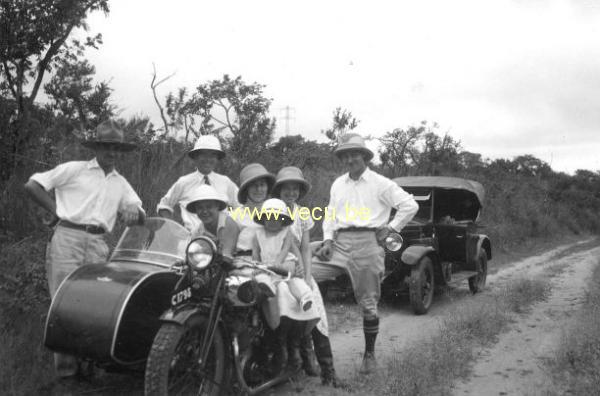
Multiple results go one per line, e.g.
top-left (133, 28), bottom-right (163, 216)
top-left (188, 148), bottom-right (226, 160)
top-left (81, 140), bottom-right (137, 152)
top-left (334, 145), bottom-right (374, 161)
top-left (186, 199), bottom-right (228, 213)
top-left (238, 174), bottom-right (276, 204)
top-left (272, 179), bottom-right (311, 200)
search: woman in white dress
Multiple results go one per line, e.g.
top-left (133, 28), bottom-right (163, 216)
top-left (272, 166), bottom-right (341, 386)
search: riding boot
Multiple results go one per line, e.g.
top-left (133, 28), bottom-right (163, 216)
top-left (287, 321), bottom-right (303, 373)
top-left (299, 335), bottom-right (319, 376)
top-left (312, 327), bottom-right (343, 387)
top-left (273, 317), bottom-right (291, 376)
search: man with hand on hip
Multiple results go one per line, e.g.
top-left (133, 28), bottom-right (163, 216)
top-left (24, 120), bottom-right (145, 378)
top-left (157, 135), bottom-right (239, 231)
top-left (315, 133), bottom-right (418, 375)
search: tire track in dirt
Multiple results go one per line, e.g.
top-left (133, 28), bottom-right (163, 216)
top-left (328, 238), bottom-right (596, 379)
top-left (451, 245), bottom-right (600, 396)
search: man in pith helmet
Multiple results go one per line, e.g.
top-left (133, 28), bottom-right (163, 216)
top-left (157, 134), bottom-right (239, 231)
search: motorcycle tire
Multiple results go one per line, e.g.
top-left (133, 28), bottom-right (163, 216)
top-left (144, 315), bottom-right (230, 396)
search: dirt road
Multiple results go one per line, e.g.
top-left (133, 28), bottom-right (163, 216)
top-left (328, 239), bottom-right (598, 380)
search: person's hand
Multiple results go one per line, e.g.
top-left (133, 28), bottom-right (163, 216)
top-left (120, 205), bottom-right (140, 225)
top-left (316, 240), bottom-right (334, 261)
top-left (375, 225), bottom-right (393, 245)
top-left (43, 213), bottom-right (60, 229)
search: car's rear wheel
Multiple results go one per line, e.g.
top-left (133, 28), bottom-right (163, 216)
top-left (469, 250), bottom-right (488, 294)
top-left (409, 256), bottom-right (435, 315)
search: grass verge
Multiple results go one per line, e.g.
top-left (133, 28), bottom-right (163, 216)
top-left (544, 259), bottom-right (600, 395)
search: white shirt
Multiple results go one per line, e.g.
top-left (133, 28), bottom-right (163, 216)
top-left (29, 158), bottom-right (144, 232)
top-left (322, 167), bottom-right (419, 241)
top-left (157, 170), bottom-right (240, 231)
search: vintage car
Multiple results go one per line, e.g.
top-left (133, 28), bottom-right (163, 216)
top-left (314, 176), bottom-right (491, 315)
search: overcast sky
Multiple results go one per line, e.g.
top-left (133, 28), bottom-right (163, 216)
top-left (79, 0), bottom-right (600, 174)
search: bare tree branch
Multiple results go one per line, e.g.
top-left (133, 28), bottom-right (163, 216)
top-left (150, 63), bottom-right (175, 136)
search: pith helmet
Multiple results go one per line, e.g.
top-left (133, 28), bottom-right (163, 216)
top-left (188, 135), bottom-right (225, 159)
top-left (333, 133), bottom-right (374, 161)
top-left (254, 198), bottom-right (293, 226)
top-left (237, 163), bottom-right (275, 204)
top-left (185, 185), bottom-right (228, 212)
top-left (81, 120), bottom-right (137, 152)
top-left (272, 166), bottom-right (311, 200)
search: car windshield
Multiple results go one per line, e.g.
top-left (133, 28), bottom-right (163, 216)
top-left (111, 218), bottom-right (190, 267)
top-left (405, 187), bottom-right (432, 223)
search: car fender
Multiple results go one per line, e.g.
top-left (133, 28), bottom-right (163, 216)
top-left (401, 245), bottom-right (437, 266)
top-left (475, 235), bottom-right (492, 261)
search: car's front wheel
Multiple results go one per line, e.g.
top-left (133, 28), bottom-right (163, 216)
top-left (409, 256), bottom-right (435, 315)
top-left (469, 250), bottom-right (488, 294)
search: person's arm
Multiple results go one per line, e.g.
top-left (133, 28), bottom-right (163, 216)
top-left (119, 179), bottom-right (145, 225)
top-left (157, 179), bottom-right (182, 218)
top-left (273, 231), bottom-right (293, 268)
top-left (376, 182), bottom-right (419, 243)
top-left (320, 185), bottom-right (338, 259)
top-left (24, 180), bottom-right (59, 226)
top-left (251, 234), bottom-right (261, 262)
top-left (299, 230), bottom-right (312, 284)
top-left (219, 217), bottom-right (240, 259)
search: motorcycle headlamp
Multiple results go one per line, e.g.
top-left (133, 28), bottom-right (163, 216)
top-left (186, 237), bottom-right (216, 270)
top-left (385, 233), bottom-right (404, 252)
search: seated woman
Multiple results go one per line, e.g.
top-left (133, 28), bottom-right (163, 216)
top-left (185, 184), bottom-right (239, 259)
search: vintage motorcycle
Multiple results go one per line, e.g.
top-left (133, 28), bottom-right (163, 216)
top-left (44, 217), bottom-right (301, 395)
top-left (144, 233), bottom-right (297, 395)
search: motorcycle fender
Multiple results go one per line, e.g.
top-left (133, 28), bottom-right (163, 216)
top-left (401, 245), bottom-right (436, 266)
top-left (159, 306), bottom-right (204, 327)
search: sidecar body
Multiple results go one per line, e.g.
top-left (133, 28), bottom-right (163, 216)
top-left (44, 218), bottom-right (190, 368)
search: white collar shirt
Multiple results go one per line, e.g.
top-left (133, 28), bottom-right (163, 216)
top-left (157, 170), bottom-right (240, 231)
top-left (322, 167), bottom-right (418, 241)
top-left (29, 158), bottom-right (144, 232)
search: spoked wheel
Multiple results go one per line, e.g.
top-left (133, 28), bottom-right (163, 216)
top-left (409, 257), bottom-right (435, 315)
top-left (469, 250), bottom-right (488, 294)
top-left (144, 315), bottom-right (229, 396)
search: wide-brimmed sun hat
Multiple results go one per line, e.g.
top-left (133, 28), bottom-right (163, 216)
top-left (188, 135), bottom-right (226, 159)
top-left (81, 120), bottom-right (137, 152)
top-left (272, 166), bottom-right (311, 200)
top-left (254, 198), bottom-right (293, 226)
top-left (333, 133), bottom-right (374, 161)
top-left (238, 163), bottom-right (275, 204)
top-left (185, 185), bottom-right (228, 212)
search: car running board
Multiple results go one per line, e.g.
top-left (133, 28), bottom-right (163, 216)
top-left (446, 271), bottom-right (478, 286)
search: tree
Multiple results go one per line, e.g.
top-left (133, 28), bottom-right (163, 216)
top-left (163, 74), bottom-right (276, 164)
top-left (379, 122), bottom-right (426, 176)
top-left (44, 57), bottom-right (115, 130)
top-left (0, 0), bottom-right (109, 174)
top-left (321, 107), bottom-right (359, 144)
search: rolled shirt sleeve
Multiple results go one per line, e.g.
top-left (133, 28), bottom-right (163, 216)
top-left (157, 179), bottom-right (182, 214)
top-left (29, 162), bottom-right (78, 191)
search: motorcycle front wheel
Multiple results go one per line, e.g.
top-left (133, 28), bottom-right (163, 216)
top-left (144, 315), bottom-right (229, 396)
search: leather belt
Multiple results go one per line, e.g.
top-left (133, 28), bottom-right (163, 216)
top-left (58, 220), bottom-right (106, 235)
top-left (337, 227), bottom-right (377, 233)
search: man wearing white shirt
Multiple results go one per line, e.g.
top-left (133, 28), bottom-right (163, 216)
top-left (316, 133), bottom-right (418, 375)
top-left (24, 120), bottom-right (144, 378)
top-left (157, 135), bottom-right (239, 231)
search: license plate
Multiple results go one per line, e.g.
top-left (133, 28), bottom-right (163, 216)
top-left (171, 287), bottom-right (192, 306)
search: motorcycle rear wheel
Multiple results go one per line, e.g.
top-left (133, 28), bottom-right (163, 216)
top-left (144, 315), bottom-right (229, 396)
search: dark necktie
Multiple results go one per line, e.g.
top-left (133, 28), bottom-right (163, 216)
top-left (203, 175), bottom-right (211, 185)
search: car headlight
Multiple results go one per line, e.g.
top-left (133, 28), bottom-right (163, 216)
top-left (385, 233), bottom-right (404, 252)
top-left (186, 237), bottom-right (216, 270)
